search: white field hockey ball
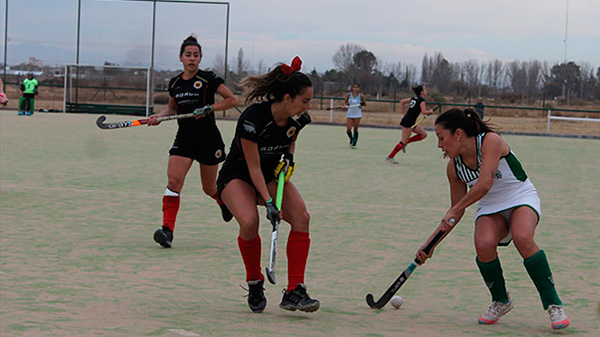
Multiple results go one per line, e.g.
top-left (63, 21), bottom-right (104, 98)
top-left (391, 295), bottom-right (403, 309)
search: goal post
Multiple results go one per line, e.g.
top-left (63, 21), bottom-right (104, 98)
top-left (63, 64), bottom-right (153, 116)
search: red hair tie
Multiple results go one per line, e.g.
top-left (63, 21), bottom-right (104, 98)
top-left (281, 56), bottom-right (302, 75)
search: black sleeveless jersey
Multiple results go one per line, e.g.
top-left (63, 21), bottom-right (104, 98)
top-left (168, 69), bottom-right (224, 142)
top-left (221, 101), bottom-right (311, 180)
top-left (400, 95), bottom-right (425, 127)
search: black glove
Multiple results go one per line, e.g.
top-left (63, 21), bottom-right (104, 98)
top-left (265, 198), bottom-right (280, 222)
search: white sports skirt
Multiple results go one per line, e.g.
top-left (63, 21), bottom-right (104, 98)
top-left (474, 182), bottom-right (541, 246)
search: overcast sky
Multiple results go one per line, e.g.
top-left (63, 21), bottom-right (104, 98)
top-left (1, 0), bottom-right (598, 73)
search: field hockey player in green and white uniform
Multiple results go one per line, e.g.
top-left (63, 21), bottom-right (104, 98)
top-left (343, 83), bottom-right (366, 149)
top-left (416, 108), bottom-right (570, 330)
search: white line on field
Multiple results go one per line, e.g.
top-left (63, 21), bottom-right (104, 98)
top-left (167, 329), bottom-right (201, 337)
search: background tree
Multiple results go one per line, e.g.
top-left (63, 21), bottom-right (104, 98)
top-left (332, 43), bottom-right (365, 73)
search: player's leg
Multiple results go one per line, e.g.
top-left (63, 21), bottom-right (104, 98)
top-left (268, 181), bottom-right (319, 312)
top-left (153, 155), bottom-right (193, 248)
top-left (474, 214), bottom-right (513, 324)
top-left (345, 118), bottom-right (353, 146)
top-left (27, 97), bottom-right (35, 115)
top-left (200, 163), bottom-right (233, 222)
top-left (221, 179), bottom-right (266, 312)
top-left (351, 118), bottom-right (360, 147)
top-left (407, 124), bottom-right (427, 144)
top-left (510, 207), bottom-right (570, 329)
top-left (18, 97), bottom-right (26, 115)
top-left (386, 126), bottom-right (412, 163)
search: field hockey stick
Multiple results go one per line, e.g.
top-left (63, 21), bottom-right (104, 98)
top-left (266, 171), bottom-right (285, 284)
top-left (95, 106), bottom-right (212, 129)
top-left (410, 104), bottom-right (441, 129)
top-left (365, 224), bottom-right (450, 309)
top-left (326, 104), bottom-right (361, 110)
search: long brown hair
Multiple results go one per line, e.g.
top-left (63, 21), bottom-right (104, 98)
top-left (241, 64), bottom-right (312, 104)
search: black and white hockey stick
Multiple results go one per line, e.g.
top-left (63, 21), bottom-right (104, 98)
top-left (265, 171), bottom-right (285, 284)
top-left (95, 106), bottom-right (212, 129)
top-left (365, 225), bottom-right (449, 309)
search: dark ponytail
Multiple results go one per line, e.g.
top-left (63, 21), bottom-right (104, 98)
top-left (180, 35), bottom-right (202, 56)
top-left (412, 85), bottom-right (424, 96)
top-left (435, 108), bottom-right (495, 136)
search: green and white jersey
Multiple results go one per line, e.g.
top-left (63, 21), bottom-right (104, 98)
top-left (453, 133), bottom-right (541, 220)
top-left (346, 93), bottom-right (362, 119)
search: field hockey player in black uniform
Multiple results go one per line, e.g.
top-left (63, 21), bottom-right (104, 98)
top-left (217, 56), bottom-right (320, 313)
top-left (147, 35), bottom-right (237, 248)
top-left (385, 84), bottom-right (434, 164)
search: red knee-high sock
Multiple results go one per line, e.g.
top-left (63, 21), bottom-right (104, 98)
top-left (287, 231), bottom-right (310, 291)
top-left (238, 236), bottom-right (264, 282)
top-left (388, 141), bottom-right (405, 158)
top-left (407, 134), bottom-right (425, 144)
top-left (162, 195), bottom-right (180, 232)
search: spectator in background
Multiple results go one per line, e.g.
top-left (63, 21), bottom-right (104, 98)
top-left (474, 97), bottom-right (485, 119)
top-left (19, 73), bottom-right (38, 116)
top-left (0, 78), bottom-right (7, 106)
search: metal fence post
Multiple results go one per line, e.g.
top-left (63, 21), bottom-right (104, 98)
top-left (329, 98), bottom-right (334, 123)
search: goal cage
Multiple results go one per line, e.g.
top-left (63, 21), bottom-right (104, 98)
top-left (63, 64), bottom-right (153, 116)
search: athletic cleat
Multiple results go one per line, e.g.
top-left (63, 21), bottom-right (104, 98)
top-left (153, 227), bottom-right (173, 248)
top-left (547, 304), bottom-right (570, 329)
top-left (26, 112), bottom-right (33, 116)
top-left (478, 298), bottom-right (514, 324)
top-left (246, 280), bottom-right (267, 313)
top-left (18, 111), bottom-right (25, 115)
top-left (279, 283), bottom-right (320, 312)
top-left (385, 156), bottom-right (399, 164)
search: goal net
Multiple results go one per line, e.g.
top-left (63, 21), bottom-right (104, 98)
top-left (64, 64), bottom-right (153, 116)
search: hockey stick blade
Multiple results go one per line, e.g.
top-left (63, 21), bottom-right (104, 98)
top-left (366, 261), bottom-right (418, 308)
top-left (366, 229), bottom-right (446, 308)
top-left (96, 115), bottom-right (147, 129)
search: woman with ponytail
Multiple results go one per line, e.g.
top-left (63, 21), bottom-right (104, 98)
top-left (217, 56), bottom-right (319, 313)
top-left (385, 84), bottom-right (434, 164)
top-left (415, 108), bottom-right (570, 330)
top-left (148, 35), bottom-right (237, 248)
